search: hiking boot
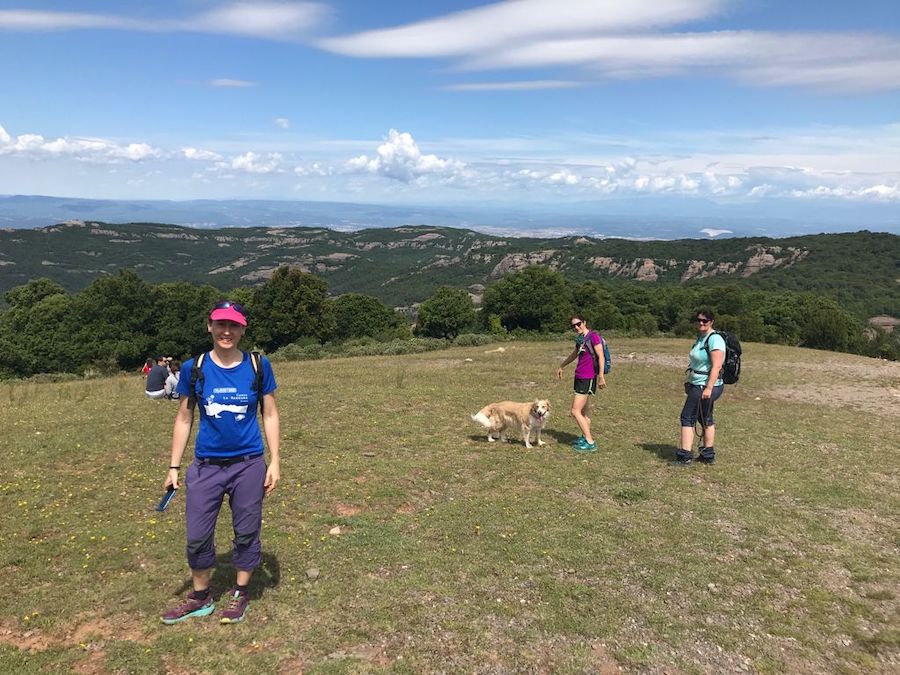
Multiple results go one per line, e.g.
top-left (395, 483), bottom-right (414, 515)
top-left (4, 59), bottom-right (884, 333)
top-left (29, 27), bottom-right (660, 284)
top-left (573, 438), bottom-right (597, 453)
top-left (219, 589), bottom-right (249, 624)
top-left (571, 435), bottom-right (586, 447)
top-left (160, 592), bottom-right (215, 625)
top-left (672, 450), bottom-right (694, 466)
top-left (697, 446), bottom-right (716, 465)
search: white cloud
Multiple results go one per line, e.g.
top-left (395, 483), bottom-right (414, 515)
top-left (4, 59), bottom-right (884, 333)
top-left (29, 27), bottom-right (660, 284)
top-left (0, 10), bottom-right (136, 31)
top-left (791, 183), bottom-right (900, 201)
top-left (346, 129), bottom-right (465, 182)
top-left (183, 2), bottom-right (328, 40)
top-left (319, 0), bottom-right (720, 57)
top-left (228, 151), bottom-right (283, 174)
top-left (0, 124), bottom-right (161, 162)
top-left (470, 30), bottom-right (900, 92)
top-left (182, 147), bottom-right (223, 161)
top-left (318, 0), bottom-right (900, 93)
top-left (274, 117), bottom-right (291, 129)
top-left (440, 80), bottom-right (582, 92)
top-left (0, 2), bottom-right (329, 40)
top-left (700, 228), bottom-right (733, 237)
top-left (209, 78), bottom-right (256, 88)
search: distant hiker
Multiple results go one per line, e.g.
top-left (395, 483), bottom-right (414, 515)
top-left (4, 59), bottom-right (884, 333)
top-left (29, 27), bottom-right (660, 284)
top-left (675, 309), bottom-right (725, 465)
top-left (142, 358), bottom-right (153, 378)
top-left (556, 314), bottom-right (606, 453)
top-left (160, 300), bottom-right (281, 625)
top-left (164, 360), bottom-right (181, 400)
top-left (145, 356), bottom-right (169, 399)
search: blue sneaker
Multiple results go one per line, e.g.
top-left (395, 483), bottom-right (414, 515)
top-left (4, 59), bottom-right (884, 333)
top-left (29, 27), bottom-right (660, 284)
top-left (573, 439), bottom-right (597, 453)
top-left (571, 435), bottom-right (586, 447)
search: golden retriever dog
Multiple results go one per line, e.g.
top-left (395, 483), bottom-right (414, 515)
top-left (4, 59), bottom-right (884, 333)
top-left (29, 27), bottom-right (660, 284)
top-left (471, 399), bottom-right (551, 448)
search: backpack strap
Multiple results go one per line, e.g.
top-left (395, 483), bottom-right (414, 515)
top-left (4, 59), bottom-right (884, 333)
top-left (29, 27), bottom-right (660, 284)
top-left (582, 330), bottom-right (602, 376)
top-left (698, 332), bottom-right (723, 383)
top-left (249, 351), bottom-right (264, 414)
top-left (188, 351), bottom-right (208, 410)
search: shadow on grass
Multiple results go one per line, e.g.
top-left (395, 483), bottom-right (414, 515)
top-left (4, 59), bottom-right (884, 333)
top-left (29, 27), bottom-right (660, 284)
top-left (466, 431), bottom-right (579, 448)
top-left (173, 551), bottom-right (280, 601)
top-left (638, 443), bottom-right (678, 462)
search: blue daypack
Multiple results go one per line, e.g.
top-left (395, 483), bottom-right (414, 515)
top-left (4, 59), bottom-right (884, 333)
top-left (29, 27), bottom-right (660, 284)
top-left (583, 331), bottom-right (611, 375)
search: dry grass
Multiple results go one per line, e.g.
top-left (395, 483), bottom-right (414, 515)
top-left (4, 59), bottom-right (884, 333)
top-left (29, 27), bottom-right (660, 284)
top-left (0, 338), bottom-right (897, 673)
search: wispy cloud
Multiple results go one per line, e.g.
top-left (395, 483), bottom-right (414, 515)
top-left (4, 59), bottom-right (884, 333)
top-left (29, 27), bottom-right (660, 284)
top-left (0, 2), bottom-right (329, 40)
top-left (209, 78), bottom-right (256, 88)
top-left (274, 117), bottom-right (291, 129)
top-left (318, 0), bottom-right (900, 93)
top-left (440, 80), bottom-right (582, 91)
top-left (319, 0), bottom-right (720, 57)
top-left (468, 31), bottom-right (900, 92)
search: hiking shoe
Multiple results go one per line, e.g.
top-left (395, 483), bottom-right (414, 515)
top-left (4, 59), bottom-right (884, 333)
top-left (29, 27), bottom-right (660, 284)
top-left (573, 439), bottom-right (597, 453)
top-left (671, 450), bottom-right (694, 466)
top-left (697, 447), bottom-right (715, 464)
top-left (219, 589), bottom-right (249, 624)
top-left (571, 435), bottom-right (586, 447)
top-left (160, 593), bottom-right (215, 625)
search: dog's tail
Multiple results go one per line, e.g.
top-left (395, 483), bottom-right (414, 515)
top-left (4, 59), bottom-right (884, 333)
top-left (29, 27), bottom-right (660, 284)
top-left (471, 411), bottom-right (492, 428)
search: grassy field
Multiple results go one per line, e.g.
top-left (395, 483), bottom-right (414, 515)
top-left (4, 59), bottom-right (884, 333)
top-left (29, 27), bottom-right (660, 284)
top-left (1, 338), bottom-right (898, 674)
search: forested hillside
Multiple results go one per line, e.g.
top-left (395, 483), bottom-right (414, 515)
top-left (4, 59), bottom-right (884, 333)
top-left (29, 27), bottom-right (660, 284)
top-left (0, 222), bottom-right (896, 318)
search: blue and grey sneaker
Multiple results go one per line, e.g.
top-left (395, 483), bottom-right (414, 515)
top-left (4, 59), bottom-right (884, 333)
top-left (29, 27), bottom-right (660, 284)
top-left (161, 592), bottom-right (215, 624)
top-left (571, 435), bottom-right (586, 447)
top-left (573, 438), bottom-right (597, 453)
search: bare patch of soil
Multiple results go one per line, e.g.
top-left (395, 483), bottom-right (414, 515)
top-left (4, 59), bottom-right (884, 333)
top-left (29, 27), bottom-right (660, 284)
top-left (761, 383), bottom-right (900, 416)
top-left (335, 503), bottom-right (362, 517)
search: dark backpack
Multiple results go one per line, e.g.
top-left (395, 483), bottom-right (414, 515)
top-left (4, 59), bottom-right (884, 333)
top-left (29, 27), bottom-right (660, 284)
top-left (583, 331), bottom-right (611, 376)
top-left (189, 351), bottom-right (265, 413)
top-left (703, 330), bottom-right (742, 385)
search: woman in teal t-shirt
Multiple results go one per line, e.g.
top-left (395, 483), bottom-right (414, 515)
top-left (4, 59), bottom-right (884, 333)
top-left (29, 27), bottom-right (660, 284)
top-left (676, 309), bottom-right (726, 465)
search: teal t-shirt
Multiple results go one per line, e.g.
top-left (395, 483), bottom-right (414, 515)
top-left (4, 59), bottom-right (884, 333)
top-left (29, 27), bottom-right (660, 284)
top-left (687, 332), bottom-right (726, 386)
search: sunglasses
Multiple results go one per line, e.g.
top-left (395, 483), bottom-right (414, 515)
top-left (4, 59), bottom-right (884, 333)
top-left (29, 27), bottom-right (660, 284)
top-left (213, 300), bottom-right (247, 317)
top-left (571, 321), bottom-right (583, 330)
top-left (696, 318), bottom-right (711, 324)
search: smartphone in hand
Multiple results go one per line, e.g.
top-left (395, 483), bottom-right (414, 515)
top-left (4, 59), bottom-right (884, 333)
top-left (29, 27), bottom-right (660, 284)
top-left (156, 486), bottom-right (177, 512)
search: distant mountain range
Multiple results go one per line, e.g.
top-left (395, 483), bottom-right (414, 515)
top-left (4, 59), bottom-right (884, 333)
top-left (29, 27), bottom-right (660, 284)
top-left (1, 220), bottom-right (896, 318)
top-left (1, 194), bottom-right (898, 239)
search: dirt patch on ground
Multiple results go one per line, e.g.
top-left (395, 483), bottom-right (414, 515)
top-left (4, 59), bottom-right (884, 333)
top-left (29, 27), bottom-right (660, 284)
top-left (633, 348), bottom-right (900, 416)
top-left (0, 613), bottom-right (147, 655)
top-left (335, 503), bottom-right (362, 517)
top-left (760, 383), bottom-right (900, 416)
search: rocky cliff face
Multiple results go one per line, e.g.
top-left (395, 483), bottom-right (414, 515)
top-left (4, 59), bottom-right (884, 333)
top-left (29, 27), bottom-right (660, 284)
top-left (586, 245), bottom-right (808, 282)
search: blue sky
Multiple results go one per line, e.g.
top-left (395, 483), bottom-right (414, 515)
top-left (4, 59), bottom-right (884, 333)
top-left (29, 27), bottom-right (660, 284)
top-left (1, 0), bottom-right (898, 226)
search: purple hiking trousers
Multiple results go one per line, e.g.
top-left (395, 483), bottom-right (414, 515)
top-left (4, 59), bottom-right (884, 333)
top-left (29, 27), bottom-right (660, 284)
top-left (184, 454), bottom-right (266, 571)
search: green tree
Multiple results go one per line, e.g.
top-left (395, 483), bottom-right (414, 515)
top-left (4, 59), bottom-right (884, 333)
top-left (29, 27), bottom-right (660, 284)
top-left (0, 282), bottom-right (77, 376)
top-left (251, 267), bottom-right (335, 352)
top-left (70, 269), bottom-right (155, 370)
top-left (481, 267), bottom-right (572, 332)
top-left (151, 282), bottom-right (222, 359)
top-left (571, 282), bottom-right (623, 330)
top-left (415, 286), bottom-right (477, 339)
top-left (332, 293), bottom-right (408, 342)
top-left (798, 296), bottom-right (859, 352)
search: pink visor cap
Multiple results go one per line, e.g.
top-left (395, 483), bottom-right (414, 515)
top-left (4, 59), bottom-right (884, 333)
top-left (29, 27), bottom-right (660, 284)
top-left (209, 301), bottom-right (248, 326)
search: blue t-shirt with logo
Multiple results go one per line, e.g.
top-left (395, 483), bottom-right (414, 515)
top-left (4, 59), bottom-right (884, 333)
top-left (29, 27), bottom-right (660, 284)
top-left (176, 352), bottom-right (277, 458)
top-left (687, 332), bottom-right (726, 387)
